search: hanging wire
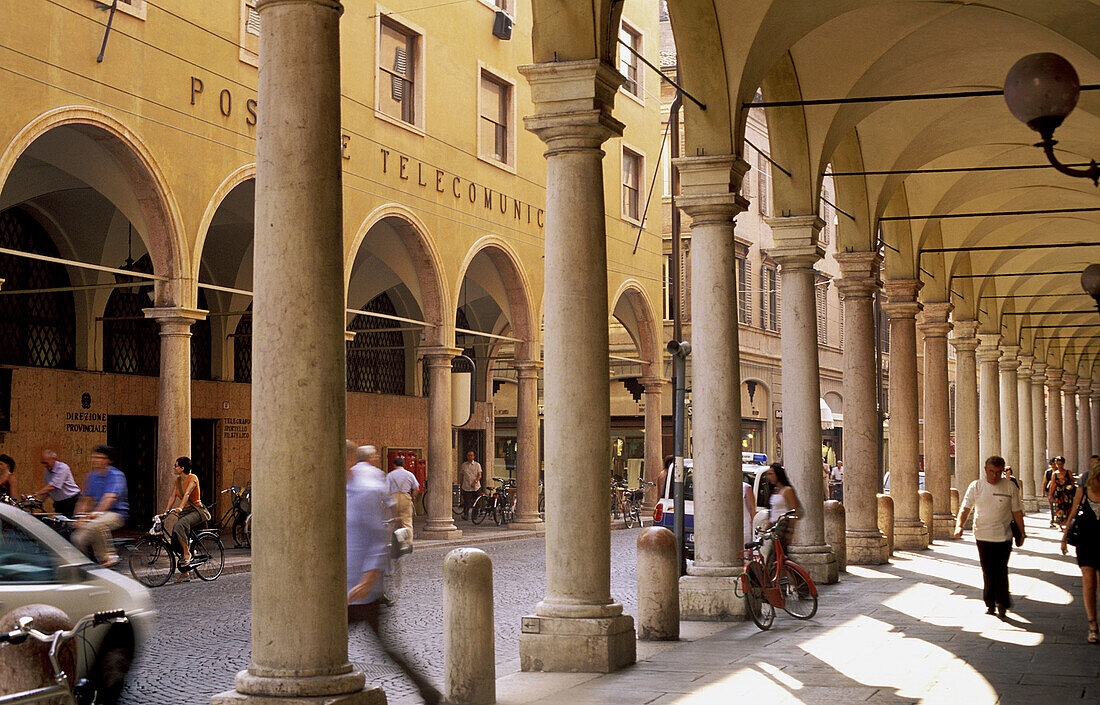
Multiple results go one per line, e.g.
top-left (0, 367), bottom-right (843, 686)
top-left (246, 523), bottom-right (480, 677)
top-left (632, 116), bottom-right (671, 254)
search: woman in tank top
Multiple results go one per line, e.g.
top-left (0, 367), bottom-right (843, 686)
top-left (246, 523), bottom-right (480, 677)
top-left (765, 463), bottom-right (800, 549)
top-left (163, 456), bottom-right (203, 568)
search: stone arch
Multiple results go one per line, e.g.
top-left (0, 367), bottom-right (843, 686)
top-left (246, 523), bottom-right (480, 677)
top-left (0, 106), bottom-right (188, 305)
top-left (610, 279), bottom-right (661, 379)
top-left (528, 0), bottom-right (621, 64)
top-left (193, 162), bottom-right (256, 288)
top-left (347, 204), bottom-right (448, 347)
top-left (455, 236), bottom-right (536, 361)
top-left (759, 53), bottom-right (816, 217)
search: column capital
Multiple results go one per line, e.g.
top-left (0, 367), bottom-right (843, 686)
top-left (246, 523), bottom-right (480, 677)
top-left (949, 319), bottom-right (980, 353)
top-left (674, 155), bottom-right (750, 223)
top-left (1031, 361), bottom-right (1047, 382)
top-left (143, 306), bottom-right (207, 331)
top-left (975, 334), bottom-right (1002, 363)
top-left (1017, 354), bottom-right (1034, 375)
top-left (834, 251), bottom-right (882, 299)
top-left (1091, 381), bottom-right (1100, 399)
top-left (514, 360), bottom-right (543, 378)
top-left (998, 345), bottom-right (1020, 371)
top-left (421, 346), bottom-right (463, 363)
top-left (764, 215), bottom-right (825, 269)
top-left (881, 279), bottom-right (922, 319)
top-left (519, 60), bottom-right (624, 150)
top-left (639, 376), bottom-right (666, 392)
top-left (1062, 372), bottom-right (1078, 392)
top-left (917, 301), bottom-right (952, 337)
top-left (1046, 367), bottom-right (1064, 387)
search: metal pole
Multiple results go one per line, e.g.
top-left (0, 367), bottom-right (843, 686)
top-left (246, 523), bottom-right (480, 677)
top-left (667, 81), bottom-right (688, 576)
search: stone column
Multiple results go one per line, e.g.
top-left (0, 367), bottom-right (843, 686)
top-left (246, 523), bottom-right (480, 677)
top-left (640, 377), bottom-right (665, 514)
top-left (1031, 362), bottom-right (1048, 503)
top-left (422, 348), bottom-right (462, 539)
top-left (882, 280), bottom-right (928, 550)
top-left (144, 307), bottom-right (205, 509)
top-left (1047, 368), bottom-right (1064, 461)
top-left (1017, 355), bottom-right (1035, 508)
top-left (1092, 383), bottom-right (1100, 458)
top-left (1063, 373), bottom-right (1079, 474)
top-left (511, 361), bottom-right (544, 530)
top-left (516, 59), bottom-right (634, 672)
top-left (678, 154), bottom-right (752, 617)
top-left (834, 252), bottom-right (887, 564)
top-left (976, 335), bottom-right (1002, 463)
top-left (950, 321), bottom-right (980, 491)
top-left (998, 345), bottom-right (1020, 474)
top-left (765, 215), bottom-right (838, 583)
top-left (1077, 387), bottom-right (1092, 474)
top-left (212, 0), bottom-right (381, 701)
top-left (917, 302), bottom-right (953, 539)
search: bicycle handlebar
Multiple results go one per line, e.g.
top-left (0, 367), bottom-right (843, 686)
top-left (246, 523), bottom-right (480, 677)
top-left (0, 610), bottom-right (128, 645)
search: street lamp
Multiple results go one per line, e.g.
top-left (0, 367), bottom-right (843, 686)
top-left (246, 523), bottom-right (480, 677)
top-left (1083, 264), bottom-right (1100, 314)
top-left (1003, 52), bottom-right (1099, 185)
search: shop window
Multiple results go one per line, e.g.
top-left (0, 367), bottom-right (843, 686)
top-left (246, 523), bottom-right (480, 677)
top-left (378, 16), bottom-right (421, 129)
top-left (479, 69), bottom-right (513, 167)
top-left (103, 255), bottom-right (159, 377)
top-left (0, 209), bottom-right (76, 370)
top-left (233, 306), bottom-right (252, 383)
top-left (618, 22), bottom-right (642, 99)
top-left (347, 292), bottom-right (407, 395)
top-left (622, 146), bottom-right (643, 222)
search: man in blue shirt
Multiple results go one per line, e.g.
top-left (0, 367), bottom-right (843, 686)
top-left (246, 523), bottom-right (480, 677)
top-left (72, 445), bottom-right (129, 567)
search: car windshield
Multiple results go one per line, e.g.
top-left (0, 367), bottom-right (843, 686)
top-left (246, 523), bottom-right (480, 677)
top-left (0, 517), bottom-right (58, 583)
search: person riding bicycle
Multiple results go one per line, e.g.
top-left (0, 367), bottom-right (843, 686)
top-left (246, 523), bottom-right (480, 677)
top-left (72, 445), bottom-right (128, 568)
top-left (163, 456), bottom-right (207, 567)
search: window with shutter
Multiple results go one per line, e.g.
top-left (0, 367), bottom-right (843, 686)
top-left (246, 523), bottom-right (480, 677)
top-left (479, 70), bottom-right (512, 165)
top-left (839, 298), bottom-right (845, 350)
top-left (758, 152), bottom-right (769, 216)
top-left (379, 18), bottom-right (419, 126)
top-left (816, 276), bottom-right (828, 345)
top-left (622, 147), bottom-right (643, 222)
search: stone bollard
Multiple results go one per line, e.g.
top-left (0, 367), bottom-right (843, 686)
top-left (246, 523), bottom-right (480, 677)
top-left (0, 604), bottom-right (74, 694)
top-left (823, 500), bottom-right (846, 573)
top-left (877, 493), bottom-right (895, 557)
top-left (637, 526), bottom-right (679, 640)
top-left (919, 491), bottom-right (934, 546)
top-left (444, 548), bottom-right (494, 705)
top-left (950, 488), bottom-right (959, 517)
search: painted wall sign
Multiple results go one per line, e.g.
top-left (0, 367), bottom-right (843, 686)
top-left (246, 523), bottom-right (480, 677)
top-left (64, 411), bottom-right (106, 433)
top-left (224, 417), bottom-right (250, 439)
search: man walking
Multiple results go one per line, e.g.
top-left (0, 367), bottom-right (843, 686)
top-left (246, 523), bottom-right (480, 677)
top-left (347, 451), bottom-right (441, 705)
top-left (34, 449), bottom-right (80, 518)
top-left (954, 455), bottom-right (1025, 619)
top-left (387, 456), bottom-right (420, 538)
top-left (72, 445), bottom-right (129, 567)
top-left (459, 450), bottom-right (482, 520)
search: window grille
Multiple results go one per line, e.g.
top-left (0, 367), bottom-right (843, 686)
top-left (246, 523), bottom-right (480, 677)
top-left (0, 209), bottom-right (76, 370)
top-left (103, 254), bottom-right (159, 376)
top-left (233, 307), bottom-right (252, 383)
top-left (347, 292), bottom-right (407, 395)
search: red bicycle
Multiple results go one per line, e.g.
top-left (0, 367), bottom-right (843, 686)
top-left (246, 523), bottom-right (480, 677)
top-left (739, 510), bottom-right (818, 630)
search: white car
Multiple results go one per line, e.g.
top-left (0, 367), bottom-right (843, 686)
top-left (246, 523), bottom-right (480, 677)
top-left (0, 503), bottom-right (153, 703)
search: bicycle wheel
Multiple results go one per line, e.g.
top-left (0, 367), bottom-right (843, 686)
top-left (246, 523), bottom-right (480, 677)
top-left (626, 504), bottom-right (640, 528)
top-left (128, 537), bottom-right (174, 587)
top-left (778, 561), bottom-right (818, 619)
top-left (452, 486), bottom-right (463, 517)
top-left (744, 561), bottom-right (774, 630)
top-left (470, 496), bottom-right (488, 525)
top-left (233, 519), bottom-right (249, 548)
top-left (493, 500), bottom-right (504, 526)
top-left (190, 533), bottom-right (225, 581)
top-left (623, 501), bottom-right (636, 528)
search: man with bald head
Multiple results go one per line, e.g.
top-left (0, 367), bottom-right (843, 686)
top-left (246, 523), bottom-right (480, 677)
top-left (35, 449), bottom-right (80, 518)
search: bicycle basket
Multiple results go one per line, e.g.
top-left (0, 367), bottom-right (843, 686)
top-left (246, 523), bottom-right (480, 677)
top-left (628, 489), bottom-right (645, 503)
top-left (238, 488), bottom-right (252, 514)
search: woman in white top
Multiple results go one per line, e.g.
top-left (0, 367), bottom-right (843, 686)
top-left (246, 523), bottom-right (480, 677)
top-left (765, 463), bottom-right (799, 549)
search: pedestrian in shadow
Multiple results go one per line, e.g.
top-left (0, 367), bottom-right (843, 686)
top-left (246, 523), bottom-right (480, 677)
top-left (954, 455), bottom-right (1025, 619)
top-left (1061, 456), bottom-right (1100, 644)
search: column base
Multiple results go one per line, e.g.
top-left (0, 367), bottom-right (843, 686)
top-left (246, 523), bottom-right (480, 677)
top-left (846, 530), bottom-right (889, 565)
top-left (1022, 498), bottom-right (1040, 513)
top-left (932, 513), bottom-right (956, 540)
top-left (509, 518), bottom-right (545, 531)
top-left (211, 688), bottom-right (386, 705)
top-left (519, 614), bottom-right (635, 673)
top-left (421, 527), bottom-right (462, 540)
top-left (787, 544), bottom-right (839, 585)
top-left (679, 574), bottom-right (745, 621)
top-left (894, 519), bottom-right (929, 550)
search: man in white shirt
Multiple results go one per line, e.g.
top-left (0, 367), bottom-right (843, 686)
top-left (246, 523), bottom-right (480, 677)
top-left (386, 456), bottom-right (420, 537)
top-left (459, 450), bottom-right (483, 520)
top-left (954, 455), bottom-right (1025, 618)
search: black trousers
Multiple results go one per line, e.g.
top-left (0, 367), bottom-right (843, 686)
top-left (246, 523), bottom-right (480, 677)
top-left (52, 495), bottom-right (79, 518)
top-left (349, 601), bottom-right (440, 703)
top-left (461, 489), bottom-right (479, 518)
top-left (975, 539), bottom-right (1013, 610)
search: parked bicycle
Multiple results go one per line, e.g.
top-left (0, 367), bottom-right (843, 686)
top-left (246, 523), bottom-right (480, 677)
top-left (738, 510), bottom-right (818, 630)
top-left (620, 479), bottom-right (655, 528)
top-left (0, 609), bottom-right (127, 705)
top-left (471, 478), bottom-right (515, 526)
top-left (218, 485), bottom-right (251, 548)
top-left (128, 512), bottom-right (224, 587)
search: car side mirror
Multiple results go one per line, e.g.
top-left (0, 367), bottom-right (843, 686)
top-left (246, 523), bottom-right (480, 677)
top-left (57, 564), bottom-right (89, 583)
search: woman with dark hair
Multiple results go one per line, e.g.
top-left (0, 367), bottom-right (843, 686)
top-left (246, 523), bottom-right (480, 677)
top-left (764, 462), bottom-right (799, 548)
top-left (1061, 457), bottom-right (1100, 644)
top-left (0, 454), bottom-right (15, 497)
top-left (163, 456), bottom-right (205, 568)
top-left (1050, 456), bottom-right (1077, 529)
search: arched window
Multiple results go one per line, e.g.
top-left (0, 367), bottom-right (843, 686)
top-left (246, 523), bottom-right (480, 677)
top-left (233, 304), bottom-right (252, 383)
top-left (103, 254), bottom-right (159, 376)
top-left (0, 208), bottom-right (76, 369)
top-left (347, 292), bottom-right (406, 394)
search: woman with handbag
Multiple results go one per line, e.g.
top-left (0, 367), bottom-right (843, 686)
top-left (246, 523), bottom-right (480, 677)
top-left (1061, 457), bottom-right (1100, 644)
top-left (163, 456), bottom-right (209, 567)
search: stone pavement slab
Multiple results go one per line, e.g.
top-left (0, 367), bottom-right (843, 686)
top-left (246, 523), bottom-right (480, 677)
top-left (479, 513), bottom-right (1098, 705)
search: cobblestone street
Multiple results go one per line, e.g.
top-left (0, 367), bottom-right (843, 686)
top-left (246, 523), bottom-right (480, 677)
top-left (120, 528), bottom-right (641, 704)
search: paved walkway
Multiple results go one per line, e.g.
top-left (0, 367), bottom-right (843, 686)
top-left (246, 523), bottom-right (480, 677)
top-left (417, 513), bottom-right (1097, 705)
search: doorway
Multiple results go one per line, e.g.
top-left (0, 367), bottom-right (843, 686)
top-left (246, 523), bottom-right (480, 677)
top-left (191, 419), bottom-right (217, 509)
top-left (106, 415), bottom-right (158, 528)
